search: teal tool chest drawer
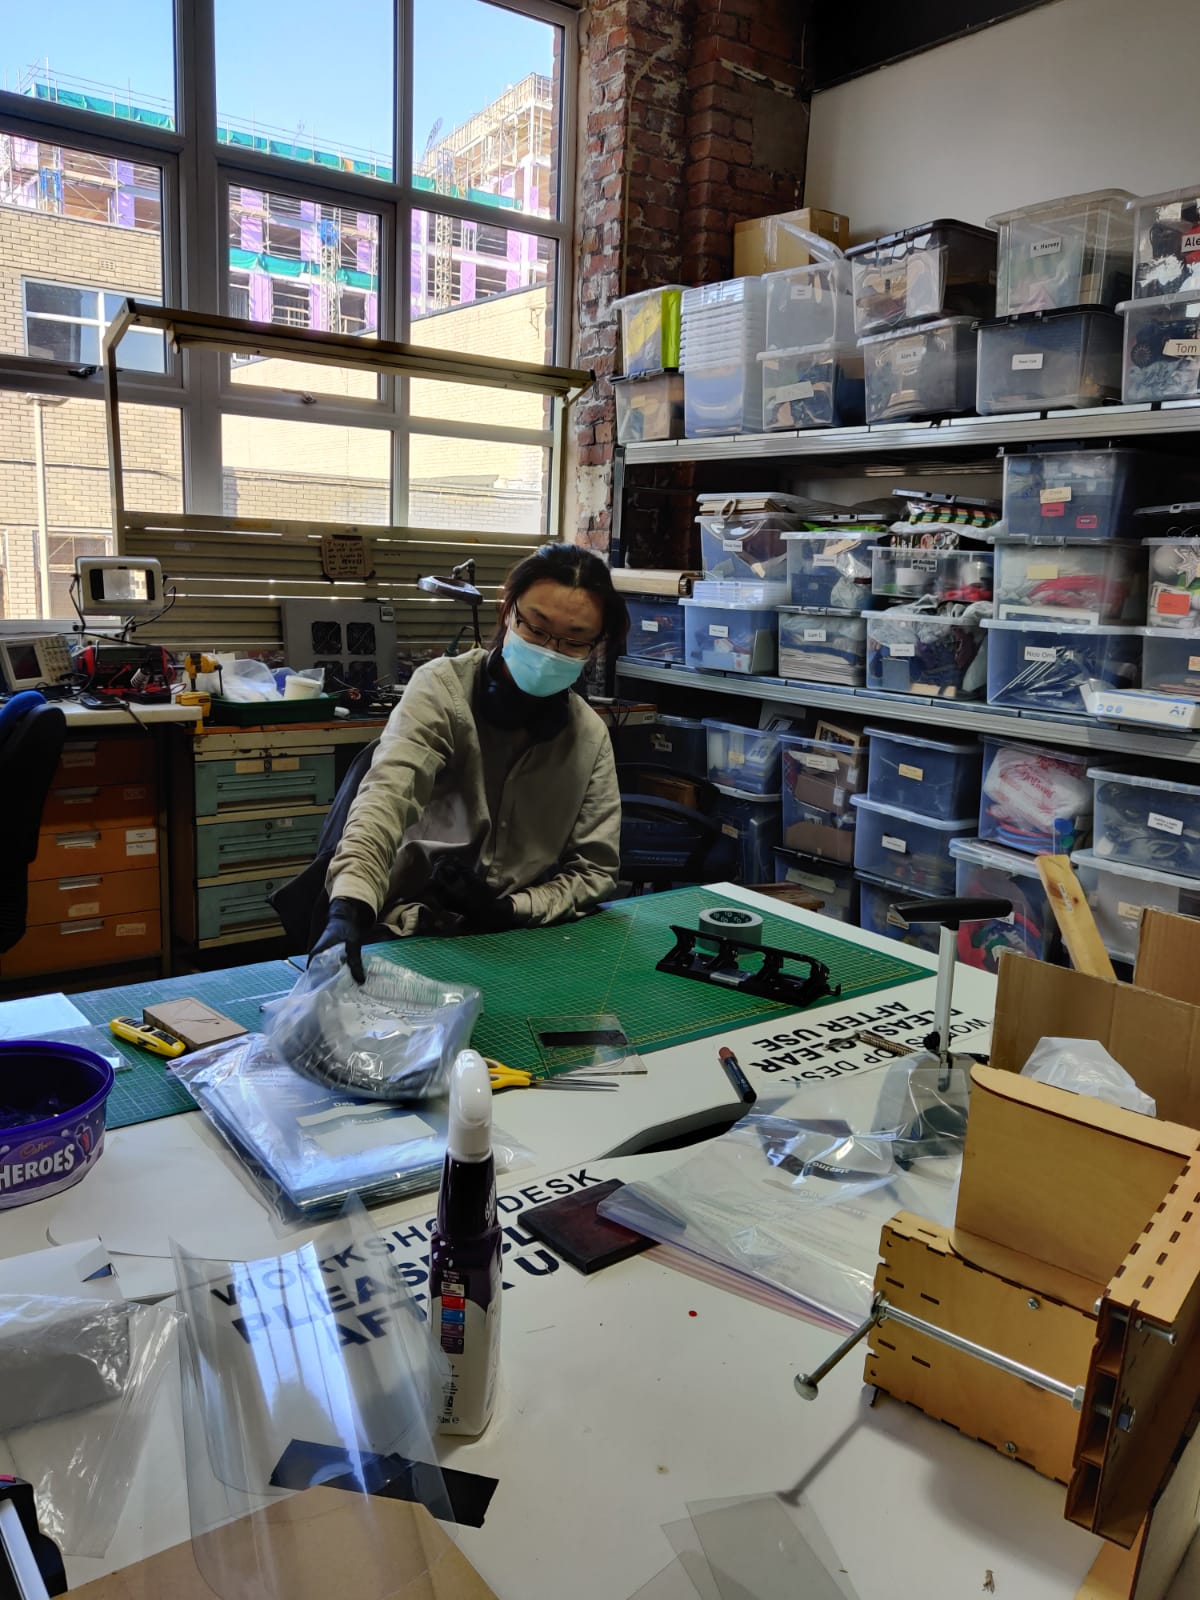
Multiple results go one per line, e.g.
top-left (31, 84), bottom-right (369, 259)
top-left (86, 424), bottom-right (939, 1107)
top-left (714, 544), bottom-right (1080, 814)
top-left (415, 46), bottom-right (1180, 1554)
top-left (197, 876), bottom-right (285, 942)
top-left (196, 812), bottom-right (326, 878)
top-left (194, 753), bottom-right (335, 815)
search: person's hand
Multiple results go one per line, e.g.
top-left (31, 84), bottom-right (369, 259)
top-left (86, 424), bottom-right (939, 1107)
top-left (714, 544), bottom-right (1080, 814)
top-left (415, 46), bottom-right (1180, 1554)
top-left (310, 896), bottom-right (376, 983)
top-left (428, 857), bottom-right (517, 932)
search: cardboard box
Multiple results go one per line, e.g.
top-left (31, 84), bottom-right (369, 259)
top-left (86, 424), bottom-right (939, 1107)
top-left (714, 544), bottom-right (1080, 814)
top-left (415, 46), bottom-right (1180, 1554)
top-left (989, 951), bottom-right (1200, 1128)
top-left (142, 997), bottom-right (246, 1052)
top-left (1134, 908), bottom-right (1200, 1005)
top-left (733, 207), bottom-right (851, 277)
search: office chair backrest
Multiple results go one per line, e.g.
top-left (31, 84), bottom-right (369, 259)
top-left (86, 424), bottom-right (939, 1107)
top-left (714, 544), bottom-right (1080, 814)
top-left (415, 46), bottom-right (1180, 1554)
top-left (270, 737), bottom-right (380, 951)
top-left (0, 693), bottom-right (67, 953)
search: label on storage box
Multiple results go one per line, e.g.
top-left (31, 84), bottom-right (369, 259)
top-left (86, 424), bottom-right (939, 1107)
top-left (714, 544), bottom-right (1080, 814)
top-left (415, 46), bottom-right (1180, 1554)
top-left (803, 754), bottom-right (838, 772)
top-left (774, 381), bottom-right (815, 402)
top-left (898, 763), bottom-right (924, 781)
top-left (1040, 486), bottom-right (1072, 504)
top-left (1075, 514), bottom-right (1098, 529)
top-left (721, 536), bottom-right (749, 551)
top-left (790, 284), bottom-right (813, 301)
top-left (1117, 900), bottom-right (1145, 924)
top-left (1027, 562), bottom-right (1059, 579)
top-left (235, 759), bottom-right (265, 775)
top-left (1031, 237), bottom-right (1063, 256)
top-left (115, 922), bottom-right (148, 938)
top-left (803, 627), bottom-right (827, 642)
top-left (125, 828), bottom-right (157, 857)
top-left (1149, 811), bottom-right (1184, 836)
top-left (722, 823), bottom-right (739, 839)
top-left (811, 554), bottom-right (837, 568)
top-left (1164, 339), bottom-right (1200, 359)
top-left (640, 619), bottom-right (660, 633)
top-left (708, 624), bottom-right (729, 639)
top-left (1024, 645), bottom-right (1058, 663)
top-left (889, 642), bottom-right (916, 659)
top-left (1157, 590), bottom-right (1193, 616)
top-left (1184, 231), bottom-right (1200, 254)
top-left (1012, 353), bottom-right (1045, 370)
top-left (1190, 656), bottom-right (1200, 673)
top-left (881, 834), bottom-right (907, 854)
top-left (894, 343), bottom-right (923, 371)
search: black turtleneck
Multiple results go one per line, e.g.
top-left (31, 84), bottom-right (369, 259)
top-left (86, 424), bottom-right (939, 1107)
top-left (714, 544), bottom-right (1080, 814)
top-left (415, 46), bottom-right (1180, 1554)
top-left (476, 645), bottom-right (571, 741)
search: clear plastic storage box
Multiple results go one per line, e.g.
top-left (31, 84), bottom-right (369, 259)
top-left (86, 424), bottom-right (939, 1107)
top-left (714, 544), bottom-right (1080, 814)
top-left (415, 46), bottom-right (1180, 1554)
top-left (846, 219), bottom-right (996, 336)
top-left (713, 784), bottom-right (780, 884)
top-left (860, 316), bottom-right (978, 423)
top-left (994, 539), bottom-right (1143, 624)
top-left (777, 608), bottom-right (868, 686)
top-left (764, 261), bottom-right (856, 351)
top-left (1071, 848), bottom-right (1200, 963)
top-left (982, 619), bottom-right (1141, 713)
top-left (684, 364), bottom-right (764, 437)
top-left (857, 874), bottom-right (941, 955)
top-left (865, 609), bottom-right (989, 699)
top-left (1119, 292), bottom-right (1200, 404)
top-left (681, 277), bottom-right (769, 437)
top-left (989, 189), bottom-right (1134, 315)
top-left (784, 525), bottom-right (882, 611)
top-left (864, 725), bottom-right (981, 821)
top-left (975, 308), bottom-right (1122, 414)
top-left (1131, 186), bottom-right (1200, 300)
top-left (780, 735), bottom-right (864, 864)
top-left (1090, 766), bottom-right (1200, 879)
top-left (641, 714), bottom-right (708, 774)
top-left (759, 344), bottom-right (865, 430)
top-left (613, 372), bottom-right (685, 444)
top-left (850, 794), bottom-right (974, 896)
top-left (699, 510), bottom-right (796, 583)
top-left (624, 594), bottom-right (685, 661)
top-left (774, 848), bottom-right (858, 923)
top-left (682, 589), bottom-right (781, 673)
top-left (979, 737), bottom-right (1092, 855)
top-left (1140, 628), bottom-right (1200, 697)
top-left (1001, 447), bottom-right (1162, 540)
top-left (1146, 533), bottom-right (1200, 629)
top-left (949, 837), bottom-right (1058, 973)
top-left (870, 546), bottom-right (993, 604)
top-left (614, 285), bottom-right (685, 375)
top-left (705, 720), bottom-right (785, 794)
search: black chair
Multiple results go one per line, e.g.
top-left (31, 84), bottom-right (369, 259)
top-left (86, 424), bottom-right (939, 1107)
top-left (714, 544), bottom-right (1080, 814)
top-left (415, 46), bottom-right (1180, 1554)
top-left (270, 737), bottom-right (380, 952)
top-left (617, 762), bottom-right (737, 893)
top-left (0, 692), bottom-right (67, 954)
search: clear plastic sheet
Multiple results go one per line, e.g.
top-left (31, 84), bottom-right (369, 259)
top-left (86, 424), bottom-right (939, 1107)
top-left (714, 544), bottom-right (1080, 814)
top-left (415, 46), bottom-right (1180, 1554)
top-left (1022, 1036), bottom-right (1157, 1116)
top-left (871, 1049), bottom-right (971, 1172)
top-left (269, 948), bottom-right (482, 1100)
top-left (0, 1294), bottom-right (178, 1556)
top-left (172, 1201), bottom-right (457, 1600)
top-left (600, 1109), bottom-right (960, 1330)
top-left (172, 1032), bottom-right (530, 1224)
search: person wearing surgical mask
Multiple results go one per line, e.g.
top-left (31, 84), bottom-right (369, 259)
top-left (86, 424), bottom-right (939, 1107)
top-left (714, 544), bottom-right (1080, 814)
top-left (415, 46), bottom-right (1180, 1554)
top-left (313, 543), bottom-right (629, 978)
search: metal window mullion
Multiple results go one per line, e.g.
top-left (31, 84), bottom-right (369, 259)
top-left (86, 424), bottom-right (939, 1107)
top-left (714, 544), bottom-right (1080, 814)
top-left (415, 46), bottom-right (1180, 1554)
top-left (407, 416), bottom-right (554, 448)
top-left (401, 184), bottom-right (570, 242)
top-left (216, 390), bottom-right (402, 430)
top-left (0, 97), bottom-right (184, 156)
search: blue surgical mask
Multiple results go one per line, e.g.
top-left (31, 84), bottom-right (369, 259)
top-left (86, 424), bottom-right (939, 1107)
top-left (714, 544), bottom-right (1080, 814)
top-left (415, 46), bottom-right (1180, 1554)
top-left (502, 627), bottom-right (586, 697)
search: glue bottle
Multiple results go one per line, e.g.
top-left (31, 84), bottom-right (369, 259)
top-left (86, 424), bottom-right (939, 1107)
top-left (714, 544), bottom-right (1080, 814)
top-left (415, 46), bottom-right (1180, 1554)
top-left (429, 1049), bottom-right (502, 1436)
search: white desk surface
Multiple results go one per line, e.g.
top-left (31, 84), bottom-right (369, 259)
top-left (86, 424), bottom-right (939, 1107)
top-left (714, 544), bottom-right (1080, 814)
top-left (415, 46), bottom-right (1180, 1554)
top-left (1, 886), bottom-right (1195, 1599)
top-left (57, 700), bottom-right (201, 728)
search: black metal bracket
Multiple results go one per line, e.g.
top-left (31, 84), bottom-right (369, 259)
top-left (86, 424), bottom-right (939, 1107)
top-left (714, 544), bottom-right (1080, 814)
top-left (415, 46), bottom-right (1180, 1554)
top-left (657, 925), bottom-right (842, 1009)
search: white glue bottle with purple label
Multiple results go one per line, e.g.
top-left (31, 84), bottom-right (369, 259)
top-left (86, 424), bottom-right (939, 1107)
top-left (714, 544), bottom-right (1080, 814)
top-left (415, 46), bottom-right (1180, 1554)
top-left (430, 1049), bottom-right (502, 1436)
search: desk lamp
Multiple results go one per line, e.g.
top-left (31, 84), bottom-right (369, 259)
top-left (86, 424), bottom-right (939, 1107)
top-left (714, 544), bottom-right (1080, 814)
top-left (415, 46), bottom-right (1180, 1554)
top-left (418, 560), bottom-right (483, 651)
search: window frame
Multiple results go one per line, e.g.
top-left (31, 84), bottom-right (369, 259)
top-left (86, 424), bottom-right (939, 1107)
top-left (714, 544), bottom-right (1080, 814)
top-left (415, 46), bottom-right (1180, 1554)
top-left (0, 0), bottom-right (577, 534)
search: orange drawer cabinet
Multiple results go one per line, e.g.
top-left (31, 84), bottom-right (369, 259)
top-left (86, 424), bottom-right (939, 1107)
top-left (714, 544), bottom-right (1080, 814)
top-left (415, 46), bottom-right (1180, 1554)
top-left (29, 824), bottom-right (158, 881)
top-left (0, 912), bottom-right (160, 979)
top-left (53, 738), bottom-right (155, 789)
top-left (25, 868), bottom-right (161, 927)
top-left (41, 783), bottom-right (157, 830)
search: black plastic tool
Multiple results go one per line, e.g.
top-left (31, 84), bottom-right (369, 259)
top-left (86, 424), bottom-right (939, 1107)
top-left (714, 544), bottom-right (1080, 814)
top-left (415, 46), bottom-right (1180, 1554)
top-left (656, 924), bottom-right (841, 1009)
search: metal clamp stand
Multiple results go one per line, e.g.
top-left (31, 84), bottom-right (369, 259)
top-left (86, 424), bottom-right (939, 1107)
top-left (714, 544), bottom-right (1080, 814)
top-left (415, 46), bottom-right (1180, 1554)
top-left (794, 1293), bottom-right (1086, 1411)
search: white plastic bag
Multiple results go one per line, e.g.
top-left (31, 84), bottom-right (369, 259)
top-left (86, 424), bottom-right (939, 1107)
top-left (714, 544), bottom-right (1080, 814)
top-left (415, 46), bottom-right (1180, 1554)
top-left (1021, 1036), bottom-right (1156, 1117)
top-left (214, 654), bottom-right (281, 702)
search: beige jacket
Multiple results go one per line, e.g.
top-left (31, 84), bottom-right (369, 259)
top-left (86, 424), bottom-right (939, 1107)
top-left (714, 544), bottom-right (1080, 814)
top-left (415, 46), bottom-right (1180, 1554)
top-left (327, 649), bottom-right (621, 933)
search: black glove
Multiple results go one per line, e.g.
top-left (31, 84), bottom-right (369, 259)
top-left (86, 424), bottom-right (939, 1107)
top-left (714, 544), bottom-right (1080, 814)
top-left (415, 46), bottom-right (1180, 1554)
top-left (310, 896), bottom-right (376, 984)
top-left (426, 856), bottom-right (517, 933)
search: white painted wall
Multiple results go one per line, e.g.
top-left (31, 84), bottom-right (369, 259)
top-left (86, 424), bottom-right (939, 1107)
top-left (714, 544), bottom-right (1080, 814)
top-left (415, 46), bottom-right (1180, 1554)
top-left (806, 0), bottom-right (1200, 244)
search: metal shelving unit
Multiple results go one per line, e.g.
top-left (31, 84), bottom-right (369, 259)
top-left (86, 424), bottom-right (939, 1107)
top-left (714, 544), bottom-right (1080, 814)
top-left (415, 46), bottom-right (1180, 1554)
top-left (616, 658), bottom-right (1200, 766)
top-left (622, 399), bottom-right (1200, 466)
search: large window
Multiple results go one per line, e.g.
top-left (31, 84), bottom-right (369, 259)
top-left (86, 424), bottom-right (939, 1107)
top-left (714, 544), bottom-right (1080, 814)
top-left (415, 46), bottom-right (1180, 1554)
top-left (0, 0), bottom-right (575, 617)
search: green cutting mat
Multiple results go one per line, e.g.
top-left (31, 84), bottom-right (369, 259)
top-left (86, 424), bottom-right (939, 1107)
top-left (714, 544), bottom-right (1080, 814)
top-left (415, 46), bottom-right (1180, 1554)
top-left (71, 959), bottom-right (298, 1129)
top-left (376, 887), bottom-right (929, 1075)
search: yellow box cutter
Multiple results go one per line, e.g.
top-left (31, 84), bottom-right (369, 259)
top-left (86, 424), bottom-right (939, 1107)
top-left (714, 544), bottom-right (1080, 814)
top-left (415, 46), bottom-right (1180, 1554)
top-left (109, 1015), bottom-right (185, 1059)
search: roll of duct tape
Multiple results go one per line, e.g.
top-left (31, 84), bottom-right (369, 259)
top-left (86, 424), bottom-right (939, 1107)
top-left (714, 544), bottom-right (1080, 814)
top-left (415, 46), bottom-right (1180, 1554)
top-left (697, 906), bottom-right (764, 945)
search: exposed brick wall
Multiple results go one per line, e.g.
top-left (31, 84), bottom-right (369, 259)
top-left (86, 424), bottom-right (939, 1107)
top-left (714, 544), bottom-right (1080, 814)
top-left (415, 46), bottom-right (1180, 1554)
top-left (569, 0), bottom-right (813, 559)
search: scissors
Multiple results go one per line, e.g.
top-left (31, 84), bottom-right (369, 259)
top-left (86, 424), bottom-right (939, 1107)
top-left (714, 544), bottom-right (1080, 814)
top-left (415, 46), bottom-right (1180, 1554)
top-left (484, 1059), bottom-right (618, 1093)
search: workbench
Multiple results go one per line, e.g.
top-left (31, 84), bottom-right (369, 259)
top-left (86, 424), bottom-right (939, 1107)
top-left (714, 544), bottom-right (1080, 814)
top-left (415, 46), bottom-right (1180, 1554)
top-left (0, 887), bottom-right (1196, 1599)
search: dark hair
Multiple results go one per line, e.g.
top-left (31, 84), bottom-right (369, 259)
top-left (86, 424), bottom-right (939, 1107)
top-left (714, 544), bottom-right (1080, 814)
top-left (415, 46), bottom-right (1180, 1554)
top-left (496, 542), bottom-right (629, 654)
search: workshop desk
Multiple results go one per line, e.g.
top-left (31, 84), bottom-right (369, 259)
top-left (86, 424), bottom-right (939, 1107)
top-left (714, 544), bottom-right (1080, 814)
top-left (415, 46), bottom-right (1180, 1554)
top-left (2, 889), bottom-right (1191, 1598)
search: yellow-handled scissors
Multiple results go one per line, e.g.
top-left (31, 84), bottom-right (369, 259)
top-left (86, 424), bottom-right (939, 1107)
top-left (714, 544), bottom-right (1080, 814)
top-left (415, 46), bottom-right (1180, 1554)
top-left (484, 1059), bottom-right (618, 1093)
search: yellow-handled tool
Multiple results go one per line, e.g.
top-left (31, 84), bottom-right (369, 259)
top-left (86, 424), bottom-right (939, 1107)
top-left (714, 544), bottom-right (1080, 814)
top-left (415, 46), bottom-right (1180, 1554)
top-left (109, 1015), bottom-right (186, 1059)
top-left (484, 1059), bottom-right (617, 1092)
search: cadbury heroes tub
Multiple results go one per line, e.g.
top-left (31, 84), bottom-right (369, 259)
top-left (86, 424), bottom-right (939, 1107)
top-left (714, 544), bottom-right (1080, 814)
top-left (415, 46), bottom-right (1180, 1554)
top-left (0, 1040), bottom-right (114, 1208)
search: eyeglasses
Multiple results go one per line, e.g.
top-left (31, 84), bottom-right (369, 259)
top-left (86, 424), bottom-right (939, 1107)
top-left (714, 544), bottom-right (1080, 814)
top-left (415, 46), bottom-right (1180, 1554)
top-left (512, 603), bottom-right (601, 660)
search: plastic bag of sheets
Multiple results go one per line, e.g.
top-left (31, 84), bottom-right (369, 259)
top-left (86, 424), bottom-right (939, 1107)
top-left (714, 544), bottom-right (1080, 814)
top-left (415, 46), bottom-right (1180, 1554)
top-left (268, 947), bottom-right (482, 1100)
top-left (0, 1294), bottom-right (179, 1556)
top-left (172, 1033), bottom-right (528, 1224)
top-left (1021, 1036), bottom-right (1156, 1117)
